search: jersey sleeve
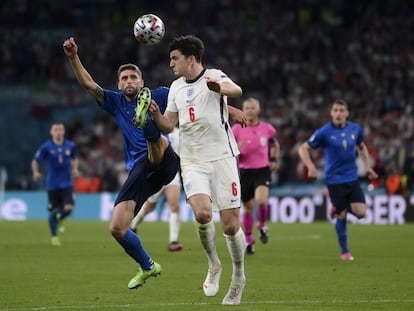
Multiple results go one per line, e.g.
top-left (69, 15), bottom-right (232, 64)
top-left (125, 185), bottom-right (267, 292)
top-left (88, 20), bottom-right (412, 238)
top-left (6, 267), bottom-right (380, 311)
top-left (307, 129), bottom-right (323, 149)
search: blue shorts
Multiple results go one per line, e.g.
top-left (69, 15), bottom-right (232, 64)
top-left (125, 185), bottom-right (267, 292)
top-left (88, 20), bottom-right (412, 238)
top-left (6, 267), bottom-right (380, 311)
top-left (47, 187), bottom-right (75, 211)
top-left (327, 180), bottom-right (365, 213)
top-left (114, 144), bottom-right (179, 215)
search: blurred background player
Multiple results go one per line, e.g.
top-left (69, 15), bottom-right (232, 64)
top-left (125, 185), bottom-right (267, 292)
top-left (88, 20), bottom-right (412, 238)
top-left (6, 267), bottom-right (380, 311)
top-left (146, 35), bottom-right (248, 305)
top-left (63, 37), bottom-right (179, 289)
top-left (31, 122), bottom-right (79, 246)
top-left (298, 99), bottom-right (378, 260)
top-left (130, 126), bottom-right (184, 252)
top-left (232, 97), bottom-right (279, 254)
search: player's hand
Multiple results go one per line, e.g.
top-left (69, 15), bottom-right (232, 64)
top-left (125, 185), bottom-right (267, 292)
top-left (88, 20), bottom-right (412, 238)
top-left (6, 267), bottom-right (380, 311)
top-left (306, 166), bottom-right (318, 180)
top-left (206, 78), bottom-right (221, 93)
top-left (148, 100), bottom-right (160, 116)
top-left (72, 168), bottom-right (80, 178)
top-left (63, 37), bottom-right (78, 57)
top-left (269, 161), bottom-right (278, 172)
top-left (367, 168), bottom-right (378, 180)
top-left (32, 171), bottom-right (42, 181)
top-left (230, 109), bottom-right (248, 127)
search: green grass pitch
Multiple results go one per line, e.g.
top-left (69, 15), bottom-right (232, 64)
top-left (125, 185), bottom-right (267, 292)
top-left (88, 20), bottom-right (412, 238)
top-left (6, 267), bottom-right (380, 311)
top-left (1, 220), bottom-right (413, 310)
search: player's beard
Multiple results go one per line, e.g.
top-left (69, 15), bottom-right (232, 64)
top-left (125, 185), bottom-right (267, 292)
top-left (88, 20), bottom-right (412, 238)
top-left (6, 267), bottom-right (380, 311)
top-left (124, 85), bottom-right (139, 98)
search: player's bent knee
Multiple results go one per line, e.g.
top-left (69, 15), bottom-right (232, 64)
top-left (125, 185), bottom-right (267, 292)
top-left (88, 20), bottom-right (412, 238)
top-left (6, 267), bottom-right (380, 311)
top-left (223, 223), bottom-right (239, 236)
top-left (194, 211), bottom-right (212, 224)
top-left (109, 223), bottom-right (127, 239)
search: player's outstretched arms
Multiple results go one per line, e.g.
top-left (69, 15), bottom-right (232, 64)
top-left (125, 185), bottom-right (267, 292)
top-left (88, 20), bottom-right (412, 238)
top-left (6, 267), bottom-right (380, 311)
top-left (63, 37), bottom-right (104, 102)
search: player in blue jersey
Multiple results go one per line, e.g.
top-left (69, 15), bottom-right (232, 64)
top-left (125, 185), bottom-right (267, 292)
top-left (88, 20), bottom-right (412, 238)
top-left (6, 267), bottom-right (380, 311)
top-left (32, 123), bottom-right (79, 246)
top-left (298, 99), bottom-right (378, 260)
top-left (63, 37), bottom-right (179, 289)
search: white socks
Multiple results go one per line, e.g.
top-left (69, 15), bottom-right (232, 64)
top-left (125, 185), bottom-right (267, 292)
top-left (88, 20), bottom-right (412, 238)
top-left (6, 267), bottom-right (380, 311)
top-left (169, 212), bottom-right (180, 242)
top-left (195, 220), bottom-right (221, 267)
top-left (224, 227), bottom-right (247, 283)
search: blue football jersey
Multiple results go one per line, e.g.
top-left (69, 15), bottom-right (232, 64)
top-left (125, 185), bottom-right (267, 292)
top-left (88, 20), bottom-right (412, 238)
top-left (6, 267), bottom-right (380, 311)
top-left (307, 121), bottom-right (363, 185)
top-left (99, 87), bottom-right (169, 171)
top-left (34, 140), bottom-right (76, 190)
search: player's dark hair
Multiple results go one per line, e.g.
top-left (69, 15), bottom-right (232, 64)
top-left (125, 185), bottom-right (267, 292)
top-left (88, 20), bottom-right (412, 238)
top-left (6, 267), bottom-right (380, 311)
top-left (333, 99), bottom-right (348, 109)
top-left (169, 35), bottom-right (205, 62)
top-left (117, 64), bottom-right (142, 79)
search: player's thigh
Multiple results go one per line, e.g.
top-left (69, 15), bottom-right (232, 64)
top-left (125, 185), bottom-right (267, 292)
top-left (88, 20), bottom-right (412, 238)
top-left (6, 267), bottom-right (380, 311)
top-left (211, 157), bottom-right (241, 210)
top-left (220, 208), bottom-right (241, 235)
top-left (181, 162), bottom-right (212, 203)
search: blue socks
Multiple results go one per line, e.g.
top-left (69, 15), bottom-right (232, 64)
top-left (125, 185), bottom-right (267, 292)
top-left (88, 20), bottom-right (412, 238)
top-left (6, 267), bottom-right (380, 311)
top-left (335, 218), bottom-right (349, 254)
top-left (143, 116), bottom-right (160, 143)
top-left (117, 229), bottom-right (153, 270)
top-left (48, 214), bottom-right (58, 236)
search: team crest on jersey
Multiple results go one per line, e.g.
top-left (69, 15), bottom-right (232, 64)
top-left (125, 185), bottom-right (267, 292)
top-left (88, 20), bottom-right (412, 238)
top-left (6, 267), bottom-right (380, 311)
top-left (260, 136), bottom-right (267, 146)
top-left (187, 87), bottom-right (194, 98)
top-left (65, 149), bottom-right (71, 156)
top-left (350, 132), bottom-right (355, 140)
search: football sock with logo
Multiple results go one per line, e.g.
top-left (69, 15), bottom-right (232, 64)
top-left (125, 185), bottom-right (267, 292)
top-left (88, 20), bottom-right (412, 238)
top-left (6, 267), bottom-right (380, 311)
top-left (242, 213), bottom-right (254, 244)
top-left (117, 229), bottom-right (153, 270)
top-left (335, 218), bottom-right (349, 254)
top-left (143, 116), bottom-right (161, 143)
top-left (257, 204), bottom-right (268, 229)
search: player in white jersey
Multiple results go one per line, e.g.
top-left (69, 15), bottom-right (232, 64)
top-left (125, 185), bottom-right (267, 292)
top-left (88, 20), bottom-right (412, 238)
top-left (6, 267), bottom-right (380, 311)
top-left (137, 35), bottom-right (247, 305)
top-left (130, 127), bottom-right (184, 252)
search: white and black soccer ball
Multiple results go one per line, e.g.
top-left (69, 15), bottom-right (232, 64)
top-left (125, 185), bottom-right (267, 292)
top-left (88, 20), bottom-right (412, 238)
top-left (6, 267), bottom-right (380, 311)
top-left (133, 14), bottom-right (165, 44)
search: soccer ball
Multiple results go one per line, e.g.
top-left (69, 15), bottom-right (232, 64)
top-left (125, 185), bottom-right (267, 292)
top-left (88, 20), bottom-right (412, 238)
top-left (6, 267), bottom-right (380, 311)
top-left (133, 14), bottom-right (165, 44)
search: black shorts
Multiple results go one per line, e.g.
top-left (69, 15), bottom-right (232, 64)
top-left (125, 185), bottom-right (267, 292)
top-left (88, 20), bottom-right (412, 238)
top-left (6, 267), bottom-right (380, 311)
top-left (114, 144), bottom-right (179, 215)
top-left (327, 180), bottom-right (365, 213)
top-left (47, 187), bottom-right (75, 211)
top-left (239, 167), bottom-right (271, 202)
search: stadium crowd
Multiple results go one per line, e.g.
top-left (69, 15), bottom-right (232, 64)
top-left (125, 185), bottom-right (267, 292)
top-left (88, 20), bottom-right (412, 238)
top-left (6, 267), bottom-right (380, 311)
top-left (1, 0), bottom-right (413, 193)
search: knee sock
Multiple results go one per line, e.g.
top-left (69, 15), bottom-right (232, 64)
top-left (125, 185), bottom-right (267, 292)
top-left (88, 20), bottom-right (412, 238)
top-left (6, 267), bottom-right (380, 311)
top-left (242, 213), bottom-right (254, 244)
top-left (143, 116), bottom-right (160, 143)
top-left (224, 228), bottom-right (246, 283)
top-left (117, 229), bottom-right (153, 270)
top-left (59, 208), bottom-right (72, 221)
top-left (48, 214), bottom-right (58, 236)
top-left (335, 218), bottom-right (349, 254)
top-left (169, 212), bottom-right (180, 243)
top-left (257, 204), bottom-right (268, 229)
top-left (194, 220), bottom-right (221, 267)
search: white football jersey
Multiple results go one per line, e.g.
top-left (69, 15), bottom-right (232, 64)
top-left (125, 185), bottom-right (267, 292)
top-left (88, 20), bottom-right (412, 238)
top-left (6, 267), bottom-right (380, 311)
top-left (167, 68), bottom-right (239, 163)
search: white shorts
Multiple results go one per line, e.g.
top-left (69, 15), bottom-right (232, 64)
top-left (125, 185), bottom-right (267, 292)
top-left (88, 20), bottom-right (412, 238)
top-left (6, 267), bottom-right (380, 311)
top-left (147, 172), bottom-right (181, 203)
top-left (181, 157), bottom-right (241, 211)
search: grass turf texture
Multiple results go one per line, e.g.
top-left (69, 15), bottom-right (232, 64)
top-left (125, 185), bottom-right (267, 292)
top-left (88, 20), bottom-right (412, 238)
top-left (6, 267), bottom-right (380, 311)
top-left (0, 221), bottom-right (413, 311)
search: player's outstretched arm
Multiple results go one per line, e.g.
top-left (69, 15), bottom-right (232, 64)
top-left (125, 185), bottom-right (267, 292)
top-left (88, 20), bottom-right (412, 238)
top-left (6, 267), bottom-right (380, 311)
top-left (206, 78), bottom-right (242, 98)
top-left (63, 37), bottom-right (104, 102)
